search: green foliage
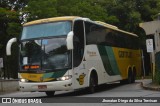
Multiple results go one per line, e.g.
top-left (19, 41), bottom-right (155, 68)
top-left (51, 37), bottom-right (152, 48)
top-left (25, 0), bottom-right (57, 21)
top-left (154, 70), bottom-right (160, 85)
top-left (0, 8), bottom-right (20, 54)
top-left (105, 15), bottom-right (119, 25)
top-left (24, 0), bottom-right (108, 22)
top-left (153, 65), bottom-right (160, 85)
top-left (135, 0), bottom-right (160, 21)
top-left (0, 1), bottom-right (24, 79)
top-left (0, 0), bottom-right (29, 11)
top-left (7, 22), bottom-right (21, 37)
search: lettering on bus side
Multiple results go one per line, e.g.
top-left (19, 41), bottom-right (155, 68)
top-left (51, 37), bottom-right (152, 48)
top-left (118, 51), bottom-right (132, 58)
top-left (87, 51), bottom-right (97, 57)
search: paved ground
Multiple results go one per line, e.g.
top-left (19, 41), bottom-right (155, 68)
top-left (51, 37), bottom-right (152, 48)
top-left (0, 79), bottom-right (160, 106)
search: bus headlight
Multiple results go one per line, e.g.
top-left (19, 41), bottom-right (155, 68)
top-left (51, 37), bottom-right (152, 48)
top-left (20, 78), bottom-right (28, 82)
top-left (57, 75), bottom-right (72, 81)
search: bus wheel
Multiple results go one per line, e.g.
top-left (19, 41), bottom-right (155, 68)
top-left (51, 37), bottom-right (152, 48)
top-left (127, 70), bottom-right (132, 84)
top-left (132, 68), bottom-right (136, 83)
top-left (120, 79), bottom-right (127, 84)
top-left (45, 91), bottom-right (55, 97)
top-left (88, 74), bottom-right (97, 94)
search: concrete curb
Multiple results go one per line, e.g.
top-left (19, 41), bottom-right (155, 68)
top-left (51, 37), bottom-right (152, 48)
top-left (141, 81), bottom-right (160, 91)
top-left (0, 79), bottom-right (19, 93)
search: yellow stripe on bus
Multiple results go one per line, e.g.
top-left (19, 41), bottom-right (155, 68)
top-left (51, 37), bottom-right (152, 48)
top-left (20, 73), bottom-right (55, 82)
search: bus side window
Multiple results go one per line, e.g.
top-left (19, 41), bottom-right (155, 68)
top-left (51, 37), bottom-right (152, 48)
top-left (73, 20), bottom-right (85, 67)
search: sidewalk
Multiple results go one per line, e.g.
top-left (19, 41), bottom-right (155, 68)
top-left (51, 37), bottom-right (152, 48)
top-left (140, 79), bottom-right (160, 91)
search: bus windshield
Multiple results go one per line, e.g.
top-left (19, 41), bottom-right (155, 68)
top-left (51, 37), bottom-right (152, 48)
top-left (21, 21), bottom-right (71, 40)
top-left (19, 21), bottom-right (72, 72)
top-left (20, 38), bottom-right (71, 72)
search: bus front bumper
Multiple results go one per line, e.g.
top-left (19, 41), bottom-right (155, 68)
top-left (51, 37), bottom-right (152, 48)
top-left (19, 79), bottom-right (73, 92)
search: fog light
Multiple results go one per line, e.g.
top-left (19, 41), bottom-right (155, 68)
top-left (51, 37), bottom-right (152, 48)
top-left (20, 78), bottom-right (28, 82)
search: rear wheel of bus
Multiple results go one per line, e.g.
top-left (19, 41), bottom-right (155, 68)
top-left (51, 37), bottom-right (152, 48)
top-left (127, 69), bottom-right (132, 84)
top-left (120, 68), bottom-right (132, 84)
top-left (131, 67), bottom-right (136, 83)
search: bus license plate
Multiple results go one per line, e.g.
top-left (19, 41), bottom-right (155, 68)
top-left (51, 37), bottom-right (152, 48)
top-left (38, 85), bottom-right (47, 89)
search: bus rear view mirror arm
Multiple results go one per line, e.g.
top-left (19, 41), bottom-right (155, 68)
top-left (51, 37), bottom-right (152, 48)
top-left (6, 38), bottom-right (17, 56)
top-left (66, 31), bottom-right (74, 50)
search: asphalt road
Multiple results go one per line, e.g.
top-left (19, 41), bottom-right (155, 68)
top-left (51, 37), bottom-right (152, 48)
top-left (0, 80), bottom-right (160, 106)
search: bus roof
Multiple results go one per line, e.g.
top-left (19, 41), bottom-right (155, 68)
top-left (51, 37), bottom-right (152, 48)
top-left (23, 16), bottom-right (80, 26)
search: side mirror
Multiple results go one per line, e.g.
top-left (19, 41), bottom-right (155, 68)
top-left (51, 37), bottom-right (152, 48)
top-left (6, 38), bottom-right (17, 56)
top-left (66, 31), bottom-right (74, 50)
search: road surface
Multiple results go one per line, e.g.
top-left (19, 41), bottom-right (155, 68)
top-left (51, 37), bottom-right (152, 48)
top-left (0, 80), bottom-right (160, 106)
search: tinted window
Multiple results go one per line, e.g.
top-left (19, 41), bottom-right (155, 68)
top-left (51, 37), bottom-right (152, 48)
top-left (85, 21), bottom-right (139, 49)
top-left (73, 20), bottom-right (85, 67)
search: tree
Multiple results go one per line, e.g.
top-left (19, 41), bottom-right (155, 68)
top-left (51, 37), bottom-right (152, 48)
top-left (0, 0), bottom-right (27, 78)
top-left (23, 0), bottom-right (108, 22)
top-left (135, 0), bottom-right (160, 21)
top-left (0, 0), bottom-right (28, 11)
top-left (24, 0), bottom-right (57, 21)
top-left (0, 8), bottom-right (20, 53)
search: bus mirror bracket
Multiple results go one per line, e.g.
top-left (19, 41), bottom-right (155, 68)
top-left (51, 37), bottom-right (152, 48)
top-left (6, 38), bottom-right (17, 56)
top-left (66, 31), bottom-right (74, 50)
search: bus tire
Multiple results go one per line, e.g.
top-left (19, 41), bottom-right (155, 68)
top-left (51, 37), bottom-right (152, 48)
top-left (120, 79), bottom-right (127, 84)
top-left (88, 72), bottom-right (97, 94)
top-left (127, 69), bottom-right (132, 84)
top-left (45, 91), bottom-right (55, 97)
top-left (132, 68), bottom-right (136, 83)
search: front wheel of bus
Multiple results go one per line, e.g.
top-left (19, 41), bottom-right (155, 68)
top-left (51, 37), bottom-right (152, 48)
top-left (45, 91), bottom-right (55, 97)
top-left (88, 74), bottom-right (97, 94)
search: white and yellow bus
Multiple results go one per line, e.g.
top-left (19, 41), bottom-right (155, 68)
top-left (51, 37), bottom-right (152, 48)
top-left (6, 16), bottom-right (142, 96)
